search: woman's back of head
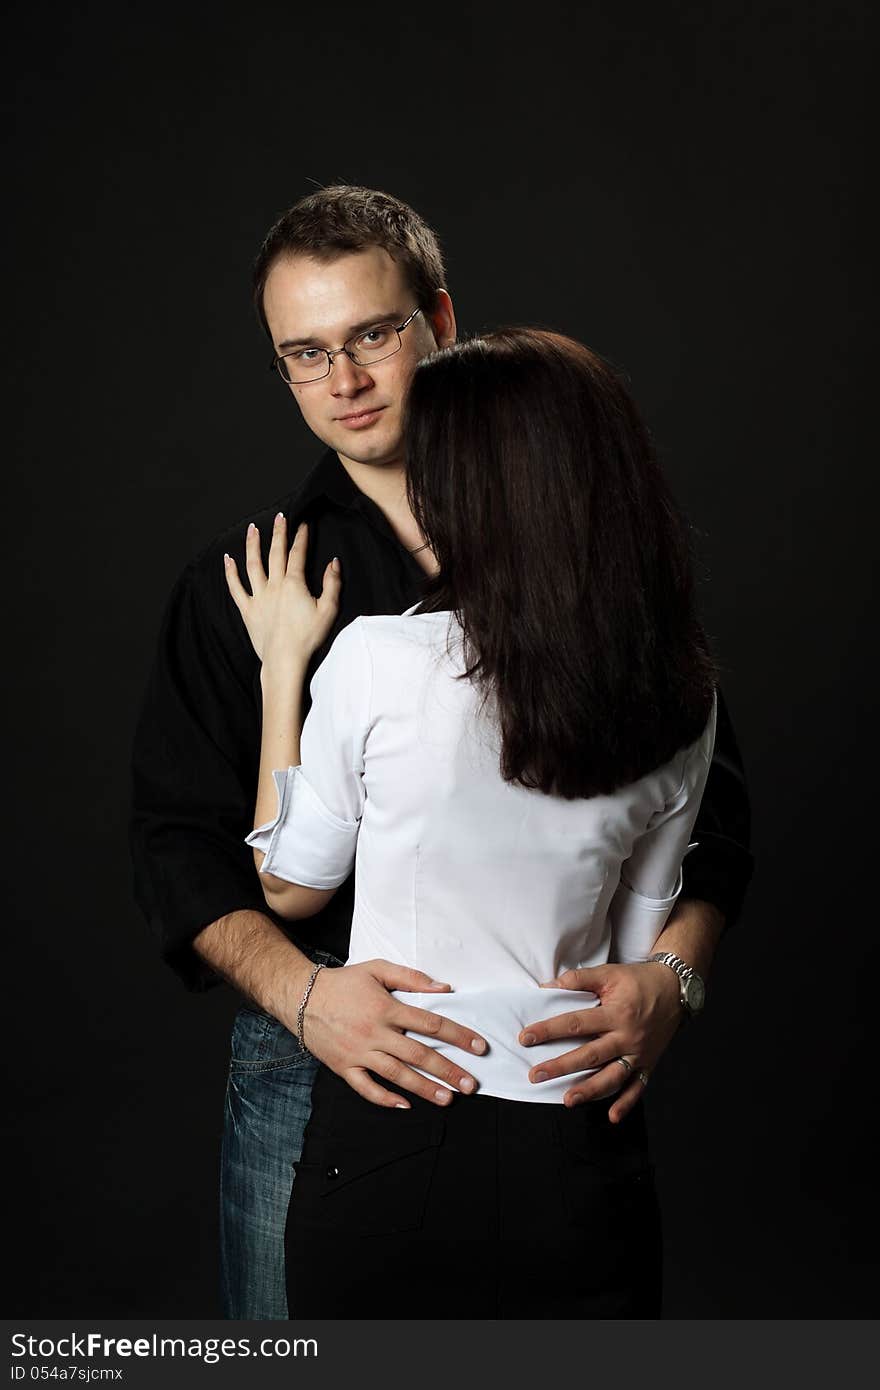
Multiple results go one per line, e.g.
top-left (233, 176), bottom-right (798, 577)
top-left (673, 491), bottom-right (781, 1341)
top-left (404, 327), bottom-right (716, 798)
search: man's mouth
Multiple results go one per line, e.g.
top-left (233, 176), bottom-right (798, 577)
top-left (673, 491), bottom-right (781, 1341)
top-left (335, 406), bottom-right (386, 429)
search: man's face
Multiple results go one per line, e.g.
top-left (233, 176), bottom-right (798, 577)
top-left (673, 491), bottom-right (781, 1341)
top-left (262, 247), bottom-right (454, 469)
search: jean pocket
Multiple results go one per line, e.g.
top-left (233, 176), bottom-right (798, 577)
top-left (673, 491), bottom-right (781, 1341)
top-left (229, 1007), bottom-right (310, 1074)
top-left (290, 1115), bottom-right (443, 1236)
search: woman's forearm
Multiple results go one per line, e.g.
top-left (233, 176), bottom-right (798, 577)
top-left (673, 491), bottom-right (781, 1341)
top-left (254, 656), bottom-right (309, 832)
top-left (252, 655), bottom-right (334, 918)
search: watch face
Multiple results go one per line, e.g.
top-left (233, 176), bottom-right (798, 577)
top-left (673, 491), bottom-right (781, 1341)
top-left (684, 976), bottom-right (706, 1013)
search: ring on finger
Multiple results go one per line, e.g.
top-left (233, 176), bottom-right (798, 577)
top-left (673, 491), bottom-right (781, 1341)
top-left (614, 1056), bottom-right (634, 1075)
top-left (637, 1068), bottom-right (650, 1087)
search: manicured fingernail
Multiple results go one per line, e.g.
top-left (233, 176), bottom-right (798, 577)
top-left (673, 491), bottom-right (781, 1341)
top-left (520, 1032), bottom-right (536, 1046)
top-left (532, 1070), bottom-right (549, 1084)
top-left (275, 511), bottom-right (284, 523)
top-left (395, 1102), bottom-right (410, 1110)
top-left (331, 556), bottom-right (341, 572)
top-left (247, 522), bottom-right (256, 534)
top-left (540, 980), bottom-right (561, 989)
top-left (470, 1038), bottom-right (487, 1055)
top-left (459, 1077), bottom-right (475, 1094)
top-left (223, 553), bottom-right (230, 565)
top-left (435, 1089), bottom-right (452, 1104)
top-left (429, 979), bottom-right (450, 988)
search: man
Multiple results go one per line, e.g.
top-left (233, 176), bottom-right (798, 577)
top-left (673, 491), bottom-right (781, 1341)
top-left (130, 185), bottom-right (753, 1320)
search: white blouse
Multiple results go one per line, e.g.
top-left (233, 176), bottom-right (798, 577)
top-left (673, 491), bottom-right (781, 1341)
top-left (247, 609), bottom-right (716, 1104)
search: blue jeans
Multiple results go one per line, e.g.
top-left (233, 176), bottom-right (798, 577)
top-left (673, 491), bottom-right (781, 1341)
top-left (219, 949), bottom-right (340, 1320)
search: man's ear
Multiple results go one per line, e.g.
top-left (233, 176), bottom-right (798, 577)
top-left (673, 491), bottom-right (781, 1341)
top-left (428, 288), bottom-right (457, 349)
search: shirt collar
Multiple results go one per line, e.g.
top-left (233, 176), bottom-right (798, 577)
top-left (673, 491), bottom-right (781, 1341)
top-left (296, 449), bottom-right (365, 514)
top-left (294, 450), bottom-right (429, 587)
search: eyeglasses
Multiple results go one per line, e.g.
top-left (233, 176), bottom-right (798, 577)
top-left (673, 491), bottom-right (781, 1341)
top-left (270, 306), bottom-right (423, 384)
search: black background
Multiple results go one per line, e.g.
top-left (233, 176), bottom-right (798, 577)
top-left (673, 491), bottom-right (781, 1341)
top-left (6, 0), bottom-right (876, 1318)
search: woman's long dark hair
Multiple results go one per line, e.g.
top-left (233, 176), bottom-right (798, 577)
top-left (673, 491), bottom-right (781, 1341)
top-left (404, 328), bottom-right (716, 798)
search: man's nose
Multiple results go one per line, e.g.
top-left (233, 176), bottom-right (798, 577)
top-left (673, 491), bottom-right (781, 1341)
top-left (329, 352), bottom-right (373, 397)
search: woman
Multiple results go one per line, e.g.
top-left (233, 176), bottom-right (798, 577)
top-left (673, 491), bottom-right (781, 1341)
top-left (224, 329), bottom-right (717, 1318)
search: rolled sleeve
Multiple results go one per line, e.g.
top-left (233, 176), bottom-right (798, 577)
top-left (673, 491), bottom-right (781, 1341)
top-left (244, 618), bottom-right (372, 893)
top-left (246, 767), bottom-right (360, 889)
top-left (610, 695), bottom-right (717, 964)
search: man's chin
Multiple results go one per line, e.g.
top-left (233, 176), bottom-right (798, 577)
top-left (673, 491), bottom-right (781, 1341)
top-left (329, 432), bottom-right (402, 468)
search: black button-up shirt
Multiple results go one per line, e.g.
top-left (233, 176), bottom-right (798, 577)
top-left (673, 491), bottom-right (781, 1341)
top-left (130, 449), bottom-right (753, 991)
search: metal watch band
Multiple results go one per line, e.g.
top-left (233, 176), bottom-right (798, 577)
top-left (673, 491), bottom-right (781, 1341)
top-left (647, 950), bottom-right (707, 1020)
top-left (648, 950), bottom-right (695, 982)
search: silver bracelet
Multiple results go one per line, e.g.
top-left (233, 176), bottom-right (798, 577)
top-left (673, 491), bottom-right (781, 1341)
top-left (296, 962), bottom-right (326, 1055)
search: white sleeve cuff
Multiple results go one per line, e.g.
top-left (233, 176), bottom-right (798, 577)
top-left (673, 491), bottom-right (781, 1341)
top-left (245, 767), bottom-right (359, 890)
top-left (610, 842), bottom-right (697, 964)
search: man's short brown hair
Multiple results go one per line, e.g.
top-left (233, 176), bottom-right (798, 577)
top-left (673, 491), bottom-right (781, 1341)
top-left (252, 185), bottom-right (447, 340)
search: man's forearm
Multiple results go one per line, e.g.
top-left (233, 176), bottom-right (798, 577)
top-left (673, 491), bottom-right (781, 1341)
top-left (192, 908), bottom-right (315, 1028)
top-left (650, 896), bottom-right (725, 981)
top-left (193, 909), bottom-right (490, 1109)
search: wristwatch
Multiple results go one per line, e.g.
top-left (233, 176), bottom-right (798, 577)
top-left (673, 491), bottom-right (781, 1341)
top-left (647, 951), bottom-right (706, 1018)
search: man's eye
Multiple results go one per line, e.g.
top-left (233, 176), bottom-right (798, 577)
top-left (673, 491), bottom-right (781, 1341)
top-left (293, 348), bottom-right (323, 363)
top-left (359, 327), bottom-right (392, 348)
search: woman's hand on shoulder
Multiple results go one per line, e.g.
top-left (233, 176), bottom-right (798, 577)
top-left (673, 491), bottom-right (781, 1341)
top-left (224, 514), bottom-right (341, 668)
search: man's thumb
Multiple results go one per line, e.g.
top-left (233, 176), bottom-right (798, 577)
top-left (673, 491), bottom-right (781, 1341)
top-left (372, 961), bottom-right (451, 993)
top-left (541, 965), bottom-right (608, 991)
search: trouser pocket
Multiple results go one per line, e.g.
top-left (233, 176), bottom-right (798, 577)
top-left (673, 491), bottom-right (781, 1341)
top-left (289, 1067), bottom-right (445, 1236)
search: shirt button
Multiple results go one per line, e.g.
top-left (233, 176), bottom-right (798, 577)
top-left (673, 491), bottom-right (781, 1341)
top-left (325, 1165), bottom-right (339, 1180)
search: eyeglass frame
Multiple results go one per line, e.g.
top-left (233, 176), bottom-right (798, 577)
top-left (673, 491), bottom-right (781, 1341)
top-left (269, 306), bottom-right (423, 384)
